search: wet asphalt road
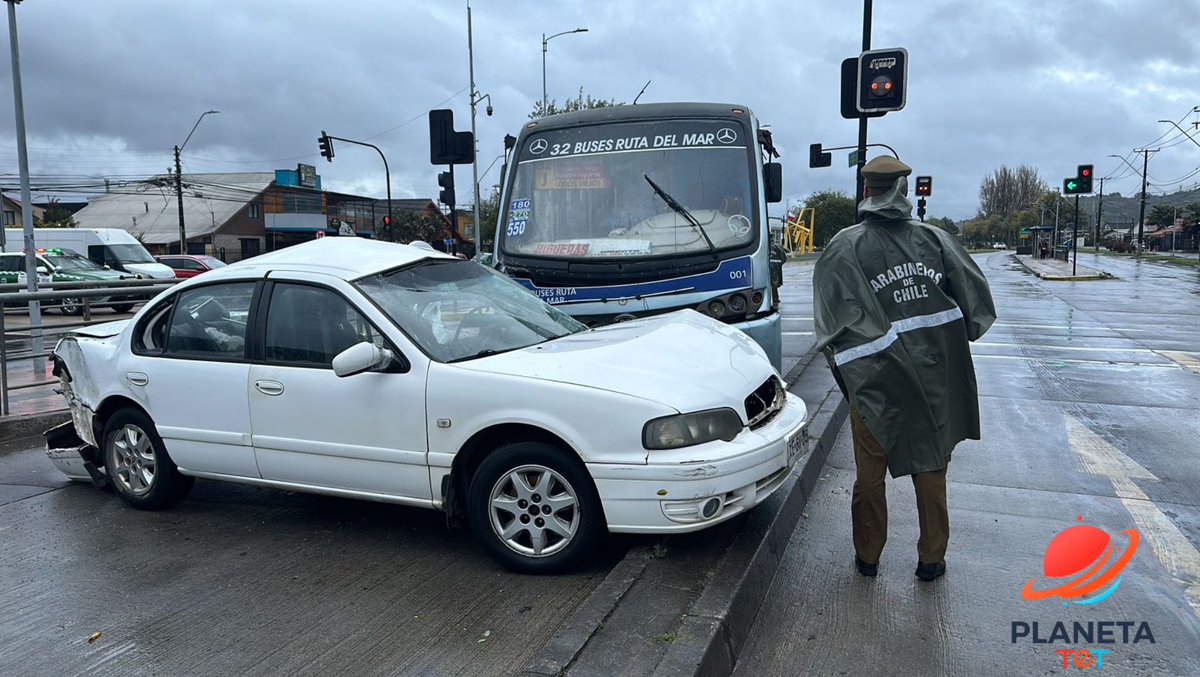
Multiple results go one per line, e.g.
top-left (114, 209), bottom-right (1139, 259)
top-left (735, 252), bottom-right (1200, 676)
top-left (0, 263), bottom-right (817, 677)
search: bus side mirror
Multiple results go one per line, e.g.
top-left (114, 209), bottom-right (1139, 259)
top-left (764, 163), bottom-right (782, 203)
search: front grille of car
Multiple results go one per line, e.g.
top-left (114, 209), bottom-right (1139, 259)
top-left (744, 377), bottom-right (784, 430)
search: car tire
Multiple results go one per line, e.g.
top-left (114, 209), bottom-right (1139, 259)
top-left (111, 303), bottom-right (134, 314)
top-left (467, 442), bottom-right (605, 574)
top-left (102, 408), bottom-right (194, 510)
top-left (60, 297), bottom-right (83, 315)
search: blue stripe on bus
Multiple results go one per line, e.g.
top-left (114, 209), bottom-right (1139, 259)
top-left (513, 256), bottom-right (753, 304)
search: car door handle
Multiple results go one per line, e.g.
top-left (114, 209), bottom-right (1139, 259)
top-left (126, 372), bottom-right (149, 386)
top-left (254, 380), bottom-right (285, 396)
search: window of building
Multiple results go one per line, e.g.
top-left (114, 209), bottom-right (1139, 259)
top-left (248, 203), bottom-right (261, 219)
top-left (3, 210), bottom-right (15, 226)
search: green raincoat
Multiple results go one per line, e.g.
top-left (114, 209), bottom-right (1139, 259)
top-left (813, 179), bottom-right (996, 477)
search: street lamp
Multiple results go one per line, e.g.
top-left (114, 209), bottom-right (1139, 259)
top-left (542, 27), bottom-right (588, 112)
top-left (1157, 119), bottom-right (1200, 152)
top-left (175, 109), bottom-right (219, 254)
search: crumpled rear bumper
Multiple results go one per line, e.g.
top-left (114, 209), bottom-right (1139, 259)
top-left (43, 421), bottom-right (105, 485)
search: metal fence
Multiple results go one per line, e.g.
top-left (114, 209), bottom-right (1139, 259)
top-left (0, 278), bottom-right (180, 417)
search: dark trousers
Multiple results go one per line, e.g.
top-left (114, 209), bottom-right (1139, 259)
top-left (850, 407), bottom-right (949, 565)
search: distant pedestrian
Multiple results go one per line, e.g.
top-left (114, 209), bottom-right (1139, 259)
top-left (1038, 240), bottom-right (1048, 259)
top-left (813, 156), bottom-right (996, 582)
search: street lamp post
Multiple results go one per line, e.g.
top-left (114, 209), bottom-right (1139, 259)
top-left (542, 27), bottom-right (587, 112)
top-left (467, 1), bottom-right (492, 245)
top-left (175, 109), bottom-right (219, 255)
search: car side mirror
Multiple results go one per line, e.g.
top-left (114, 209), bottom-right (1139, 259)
top-left (332, 341), bottom-right (393, 378)
top-left (35, 266), bottom-right (48, 275)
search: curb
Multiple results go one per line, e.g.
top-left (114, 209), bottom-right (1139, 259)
top-left (1009, 253), bottom-right (1112, 281)
top-left (521, 350), bottom-right (848, 676)
top-left (0, 409), bottom-right (69, 454)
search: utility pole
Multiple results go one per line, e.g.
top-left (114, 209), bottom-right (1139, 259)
top-left (468, 1), bottom-right (479, 243)
top-left (1094, 177), bottom-right (1104, 253)
top-left (1072, 194), bottom-right (1079, 275)
top-left (1134, 148), bottom-right (1158, 258)
top-left (174, 145), bottom-right (185, 254)
top-left (5, 0), bottom-right (43, 373)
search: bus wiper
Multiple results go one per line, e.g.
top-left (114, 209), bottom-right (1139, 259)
top-left (643, 174), bottom-right (718, 258)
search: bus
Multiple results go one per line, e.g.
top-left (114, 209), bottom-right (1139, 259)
top-left (492, 102), bottom-right (785, 369)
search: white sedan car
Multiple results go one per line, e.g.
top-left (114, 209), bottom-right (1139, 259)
top-left (47, 238), bottom-right (808, 573)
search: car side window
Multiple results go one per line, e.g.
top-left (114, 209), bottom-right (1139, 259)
top-left (0, 256), bottom-right (22, 272)
top-left (163, 283), bottom-right (255, 360)
top-left (264, 284), bottom-right (382, 368)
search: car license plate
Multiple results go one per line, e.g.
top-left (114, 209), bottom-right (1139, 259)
top-left (786, 430), bottom-right (807, 467)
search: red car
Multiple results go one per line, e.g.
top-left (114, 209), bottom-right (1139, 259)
top-left (155, 254), bottom-right (227, 279)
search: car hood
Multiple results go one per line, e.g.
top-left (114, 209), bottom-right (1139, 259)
top-left (54, 268), bottom-right (131, 282)
top-left (454, 310), bottom-right (775, 416)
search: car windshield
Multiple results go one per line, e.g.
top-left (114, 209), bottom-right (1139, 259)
top-left (502, 119), bottom-right (756, 260)
top-left (200, 257), bottom-right (227, 268)
top-left (356, 259), bottom-right (587, 362)
top-left (108, 244), bottom-right (156, 264)
top-left (45, 253), bottom-right (105, 272)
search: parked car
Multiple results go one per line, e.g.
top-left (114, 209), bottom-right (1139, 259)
top-left (0, 249), bottom-right (139, 314)
top-left (3, 227), bottom-right (176, 279)
top-left (47, 237), bottom-right (809, 574)
top-left (156, 254), bottom-right (228, 279)
top-left (992, 242), bottom-right (1007, 250)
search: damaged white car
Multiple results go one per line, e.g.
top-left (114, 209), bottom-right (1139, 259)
top-left (47, 237), bottom-right (808, 573)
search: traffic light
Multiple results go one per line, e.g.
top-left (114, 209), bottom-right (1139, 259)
top-left (317, 131), bottom-right (334, 162)
top-left (857, 48), bottom-right (909, 113)
top-left (809, 143), bottom-right (832, 168)
top-left (438, 170), bottom-right (455, 207)
top-left (1063, 164), bottom-right (1094, 195)
top-left (1076, 164), bottom-right (1093, 194)
top-left (915, 176), bottom-right (932, 196)
top-left (382, 214), bottom-right (392, 234)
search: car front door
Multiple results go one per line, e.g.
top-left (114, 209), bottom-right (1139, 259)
top-left (247, 276), bottom-right (430, 501)
top-left (123, 280), bottom-right (259, 477)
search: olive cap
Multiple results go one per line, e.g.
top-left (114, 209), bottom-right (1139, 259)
top-left (862, 156), bottom-right (912, 191)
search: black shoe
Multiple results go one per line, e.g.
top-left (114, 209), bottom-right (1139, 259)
top-left (855, 557), bottom-right (878, 577)
top-left (915, 561), bottom-right (946, 582)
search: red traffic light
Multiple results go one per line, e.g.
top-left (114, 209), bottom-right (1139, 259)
top-left (1081, 168), bottom-right (1090, 177)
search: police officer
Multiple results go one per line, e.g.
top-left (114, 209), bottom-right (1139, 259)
top-left (813, 156), bottom-right (996, 582)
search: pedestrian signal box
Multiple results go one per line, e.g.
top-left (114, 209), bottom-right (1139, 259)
top-left (857, 48), bottom-right (908, 113)
top-left (915, 176), bottom-right (932, 197)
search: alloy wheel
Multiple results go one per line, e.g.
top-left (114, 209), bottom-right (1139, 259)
top-left (110, 424), bottom-right (157, 496)
top-left (488, 464), bottom-right (580, 557)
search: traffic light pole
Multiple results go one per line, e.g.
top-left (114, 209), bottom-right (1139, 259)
top-left (324, 134), bottom-right (392, 239)
top-left (855, 0), bottom-right (873, 208)
top-left (1072, 194), bottom-right (1079, 276)
top-left (1094, 177), bottom-right (1104, 254)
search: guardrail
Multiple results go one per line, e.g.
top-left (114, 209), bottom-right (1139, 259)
top-left (0, 278), bottom-right (180, 417)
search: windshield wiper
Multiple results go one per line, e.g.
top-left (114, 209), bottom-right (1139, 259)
top-left (447, 348), bottom-right (510, 363)
top-left (643, 174), bottom-right (717, 258)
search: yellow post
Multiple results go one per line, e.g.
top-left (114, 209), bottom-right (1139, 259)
top-left (784, 208), bottom-right (815, 254)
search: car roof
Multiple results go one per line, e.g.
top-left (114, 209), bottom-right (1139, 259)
top-left (197, 237), bottom-right (456, 282)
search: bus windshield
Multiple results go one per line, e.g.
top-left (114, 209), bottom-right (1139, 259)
top-left (503, 119), bottom-right (756, 260)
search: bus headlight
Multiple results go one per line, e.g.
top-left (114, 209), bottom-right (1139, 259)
top-left (643, 408), bottom-right (743, 449)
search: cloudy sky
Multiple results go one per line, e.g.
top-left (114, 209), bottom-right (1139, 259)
top-left (2, 0), bottom-right (1198, 221)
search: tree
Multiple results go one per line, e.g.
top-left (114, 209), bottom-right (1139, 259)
top-left (391, 210), bottom-right (443, 244)
top-left (926, 216), bottom-right (959, 236)
top-left (978, 165), bottom-right (1048, 218)
top-left (529, 87), bottom-right (622, 119)
top-left (474, 187), bottom-right (501, 246)
top-left (37, 199), bottom-right (77, 228)
top-left (1147, 204), bottom-right (1176, 228)
top-left (803, 190), bottom-right (856, 246)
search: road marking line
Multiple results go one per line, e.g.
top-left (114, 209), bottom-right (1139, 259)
top-left (970, 354), bottom-right (1178, 368)
top-left (973, 342), bottom-right (1161, 354)
top-left (782, 331), bottom-right (814, 336)
top-left (1065, 415), bottom-right (1200, 619)
top-left (1158, 351), bottom-right (1200, 375)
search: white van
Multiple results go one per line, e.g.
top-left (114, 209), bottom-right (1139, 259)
top-left (3, 228), bottom-right (175, 279)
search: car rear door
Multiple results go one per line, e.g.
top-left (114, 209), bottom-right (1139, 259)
top-left (246, 273), bottom-right (431, 501)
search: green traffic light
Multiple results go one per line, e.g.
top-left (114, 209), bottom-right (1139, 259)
top-left (1067, 181), bottom-right (1078, 191)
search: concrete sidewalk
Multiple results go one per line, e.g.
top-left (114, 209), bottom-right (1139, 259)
top-left (1012, 253), bottom-right (1111, 281)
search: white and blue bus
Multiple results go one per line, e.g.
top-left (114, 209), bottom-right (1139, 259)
top-left (492, 102), bottom-right (785, 369)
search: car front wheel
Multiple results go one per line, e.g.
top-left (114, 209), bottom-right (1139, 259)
top-left (60, 297), bottom-right (83, 315)
top-left (102, 408), bottom-right (194, 510)
top-left (467, 442), bottom-right (604, 574)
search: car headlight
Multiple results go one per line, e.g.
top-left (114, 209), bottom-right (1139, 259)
top-left (643, 408), bottom-right (743, 450)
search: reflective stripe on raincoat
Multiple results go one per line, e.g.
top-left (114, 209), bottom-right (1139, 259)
top-left (813, 179), bottom-right (996, 477)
